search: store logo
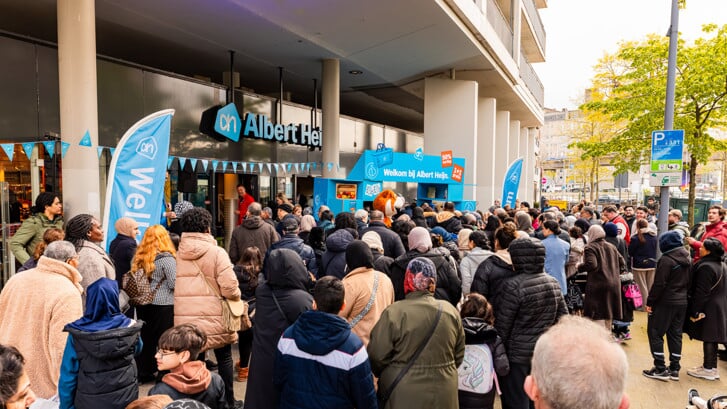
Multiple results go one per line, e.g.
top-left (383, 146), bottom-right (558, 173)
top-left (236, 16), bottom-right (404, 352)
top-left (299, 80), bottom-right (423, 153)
top-left (135, 137), bottom-right (158, 160)
top-left (214, 103), bottom-right (241, 142)
top-left (366, 162), bottom-right (378, 180)
top-left (242, 113), bottom-right (322, 149)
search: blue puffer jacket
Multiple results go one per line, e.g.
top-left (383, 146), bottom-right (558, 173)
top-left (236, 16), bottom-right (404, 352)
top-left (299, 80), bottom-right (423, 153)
top-left (274, 310), bottom-right (377, 409)
top-left (268, 234), bottom-right (319, 277)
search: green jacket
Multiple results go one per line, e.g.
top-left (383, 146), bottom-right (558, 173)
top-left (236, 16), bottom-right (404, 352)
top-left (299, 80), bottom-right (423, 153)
top-left (9, 213), bottom-right (64, 264)
top-left (368, 291), bottom-right (465, 409)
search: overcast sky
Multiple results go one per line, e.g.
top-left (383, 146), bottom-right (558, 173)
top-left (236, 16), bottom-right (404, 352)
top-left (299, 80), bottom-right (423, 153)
top-left (534, 0), bottom-right (727, 110)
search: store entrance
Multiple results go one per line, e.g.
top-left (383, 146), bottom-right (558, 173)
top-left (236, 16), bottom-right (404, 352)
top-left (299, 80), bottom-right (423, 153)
top-left (295, 176), bottom-right (314, 208)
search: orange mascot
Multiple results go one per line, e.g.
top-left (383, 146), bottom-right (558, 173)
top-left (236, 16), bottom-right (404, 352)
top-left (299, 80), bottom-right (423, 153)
top-left (373, 189), bottom-right (403, 227)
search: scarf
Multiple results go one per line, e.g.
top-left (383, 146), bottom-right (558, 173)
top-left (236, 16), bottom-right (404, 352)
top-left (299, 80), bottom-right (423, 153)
top-left (66, 278), bottom-right (132, 332)
top-left (404, 257), bottom-right (437, 295)
top-left (114, 217), bottom-right (138, 238)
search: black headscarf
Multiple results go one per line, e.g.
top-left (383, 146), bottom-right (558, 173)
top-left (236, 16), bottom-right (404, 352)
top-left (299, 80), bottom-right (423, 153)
top-left (345, 240), bottom-right (374, 271)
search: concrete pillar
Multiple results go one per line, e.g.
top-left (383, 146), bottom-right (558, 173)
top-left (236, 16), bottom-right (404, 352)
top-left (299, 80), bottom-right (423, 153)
top-left (511, 0), bottom-right (522, 60)
top-left (58, 0), bottom-right (100, 218)
top-left (423, 78), bottom-right (478, 202)
top-left (508, 120), bottom-right (521, 165)
top-left (477, 98), bottom-right (497, 208)
top-left (493, 111), bottom-right (511, 204)
top-left (518, 127), bottom-right (530, 202)
top-left (321, 59), bottom-right (340, 178)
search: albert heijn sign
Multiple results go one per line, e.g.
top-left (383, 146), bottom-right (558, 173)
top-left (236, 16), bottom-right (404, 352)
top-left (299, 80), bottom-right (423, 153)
top-left (207, 103), bottom-right (322, 149)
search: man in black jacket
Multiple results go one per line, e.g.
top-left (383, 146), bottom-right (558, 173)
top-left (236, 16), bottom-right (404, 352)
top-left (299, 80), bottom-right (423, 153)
top-left (643, 231), bottom-right (691, 382)
top-left (266, 218), bottom-right (319, 277)
top-left (361, 210), bottom-right (405, 259)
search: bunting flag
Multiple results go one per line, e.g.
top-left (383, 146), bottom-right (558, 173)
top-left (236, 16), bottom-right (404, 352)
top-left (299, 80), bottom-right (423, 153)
top-left (266, 163), bottom-right (271, 174)
top-left (178, 157), bottom-right (187, 171)
top-left (97, 147), bottom-right (105, 158)
top-left (109, 148), bottom-right (116, 157)
top-left (201, 159), bottom-right (209, 172)
top-left (1, 143), bottom-right (14, 162)
top-left (312, 162), bottom-right (318, 170)
top-left (79, 130), bottom-right (93, 147)
top-left (167, 157), bottom-right (175, 170)
top-left (241, 162), bottom-right (247, 173)
top-left (273, 163), bottom-right (279, 173)
top-left (222, 161), bottom-right (229, 172)
top-left (233, 162), bottom-right (238, 172)
top-left (287, 163), bottom-right (293, 173)
top-left (61, 142), bottom-right (71, 158)
top-left (294, 163), bottom-right (299, 173)
top-left (42, 141), bottom-right (56, 158)
top-left (327, 162), bottom-right (334, 172)
top-left (258, 163), bottom-right (263, 173)
top-left (101, 109), bottom-right (174, 251)
top-left (212, 160), bottom-right (219, 172)
top-left (21, 142), bottom-right (35, 161)
top-left (189, 158), bottom-right (197, 172)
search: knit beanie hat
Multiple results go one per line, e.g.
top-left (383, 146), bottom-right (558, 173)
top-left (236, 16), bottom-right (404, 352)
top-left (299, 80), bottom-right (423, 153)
top-left (408, 227), bottom-right (433, 252)
top-left (659, 230), bottom-right (684, 253)
top-left (603, 222), bottom-right (619, 238)
top-left (404, 257), bottom-right (437, 295)
top-left (346, 240), bottom-right (374, 270)
top-left (361, 231), bottom-right (384, 253)
top-left (114, 217), bottom-right (138, 237)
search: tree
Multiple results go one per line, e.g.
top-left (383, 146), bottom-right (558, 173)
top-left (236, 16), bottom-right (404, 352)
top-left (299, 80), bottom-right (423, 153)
top-left (582, 24), bottom-right (727, 226)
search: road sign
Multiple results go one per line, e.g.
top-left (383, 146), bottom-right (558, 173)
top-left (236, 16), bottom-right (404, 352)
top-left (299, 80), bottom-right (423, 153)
top-left (650, 172), bottom-right (681, 187)
top-left (650, 130), bottom-right (684, 172)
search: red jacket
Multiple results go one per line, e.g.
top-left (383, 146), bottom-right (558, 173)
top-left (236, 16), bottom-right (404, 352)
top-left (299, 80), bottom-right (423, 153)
top-left (691, 220), bottom-right (727, 262)
top-left (237, 193), bottom-right (255, 225)
top-left (610, 214), bottom-right (631, 245)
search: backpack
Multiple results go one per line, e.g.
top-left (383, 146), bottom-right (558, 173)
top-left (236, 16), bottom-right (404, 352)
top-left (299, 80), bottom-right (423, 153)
top-left (458, 344), bottom-right (495, 395)
top-left (122, 269), bottom-right (165, 306)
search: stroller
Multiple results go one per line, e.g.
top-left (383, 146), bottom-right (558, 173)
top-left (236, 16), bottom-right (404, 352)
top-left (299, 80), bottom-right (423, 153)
top-left (688, 388), bottom-right (727, 409)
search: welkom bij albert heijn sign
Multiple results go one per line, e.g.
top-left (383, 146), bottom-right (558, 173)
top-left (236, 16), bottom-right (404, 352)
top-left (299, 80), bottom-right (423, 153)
top-left (214, 103), bottom-right (322, 149)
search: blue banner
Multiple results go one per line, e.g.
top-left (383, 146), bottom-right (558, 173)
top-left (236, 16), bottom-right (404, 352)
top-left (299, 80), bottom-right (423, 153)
top-left (102, 109), bottom-right (174, 251)
top-left (501, 158), bottom-right (523, 208)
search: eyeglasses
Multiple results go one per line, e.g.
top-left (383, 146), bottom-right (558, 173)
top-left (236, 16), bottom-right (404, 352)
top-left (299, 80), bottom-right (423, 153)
top-left (155, 349), bottom-right (178, 358)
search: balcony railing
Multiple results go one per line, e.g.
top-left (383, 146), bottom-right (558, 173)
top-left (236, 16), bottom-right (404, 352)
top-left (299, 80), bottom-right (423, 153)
top-left (484, 0), bottom-right (513, 55)
top-left (520, 52), bottom-right (544, 107)
top-left (522, 0), bottom-right (546, 54)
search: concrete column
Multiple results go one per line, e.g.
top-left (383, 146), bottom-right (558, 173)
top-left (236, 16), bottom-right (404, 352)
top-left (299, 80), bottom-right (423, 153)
top-left (493, 111), bottom-right (510, 204)
top-left (321, 59), bottom-right (340, 178)
top-left (477, 98), bottom-right (497, 208)
top-left (511, 0), bottom-right (522, 60)
top-left (519, 127), bottom-right (530, 202)
top-left (58, 0), bottom-right (100, 218)
top-left (423, 78), bottom-right (478, 202)
top-left (508, 120), bottom-right (521, 165)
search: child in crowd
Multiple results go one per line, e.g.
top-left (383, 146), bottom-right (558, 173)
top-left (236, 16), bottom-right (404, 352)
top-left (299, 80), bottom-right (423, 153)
top-left (234, 246), bottom-right (263, 381)
top-left (148, 324), bottom-right (226, 409)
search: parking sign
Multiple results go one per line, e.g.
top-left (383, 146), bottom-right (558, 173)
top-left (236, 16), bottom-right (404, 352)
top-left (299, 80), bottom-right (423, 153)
top-left (650, 130), bottom-right (684, 172)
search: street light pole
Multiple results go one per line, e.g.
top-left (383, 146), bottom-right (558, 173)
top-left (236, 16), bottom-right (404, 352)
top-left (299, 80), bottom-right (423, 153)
top-left (658, 0), bottom-right (679, 234)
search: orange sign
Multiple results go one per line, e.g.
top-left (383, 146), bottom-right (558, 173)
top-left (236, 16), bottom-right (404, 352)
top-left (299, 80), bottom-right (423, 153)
top-left (451, 164), bottom-right (464, 182)
top-left (441, 150), bottom-right (453, 167)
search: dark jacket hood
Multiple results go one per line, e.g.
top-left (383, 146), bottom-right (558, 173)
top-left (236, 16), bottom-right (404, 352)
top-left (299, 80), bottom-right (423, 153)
top-left (291, 310), bottom-right (350, 355)
top-left (264, 248), bottom-right (311, 291)
top-left (325, 229), bottom-right (354, 252)
top-left (509, 237), bottom-right (545, 275)
top-left (66, 322), bottom-right (142, 360)
top-left (661, 245), bottom-right (691, 268)
top-left (659, 230), bottom-right (684, 253)
top-left (462, 317), bottom-right (498, 344)
top-left (242, 216), bottom-right (265, 229)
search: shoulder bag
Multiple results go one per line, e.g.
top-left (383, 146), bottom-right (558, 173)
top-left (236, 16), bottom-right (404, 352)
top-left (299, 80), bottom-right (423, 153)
top-left (193, 261), bottom-right (250, 332)
top-left (378, 303), bottom-right (443, 405)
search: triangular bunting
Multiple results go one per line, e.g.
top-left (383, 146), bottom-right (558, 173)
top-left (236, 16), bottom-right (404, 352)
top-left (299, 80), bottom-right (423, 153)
top-left (79, 130), bottom-right (93, 147)
top-left (241, 162), bottom-right (247, 173)
top-left (22, 142), bottom-right (35, 161)
top-left (312, 162), bottom-right (318, 170)
top-left (212, 160), bottom-right (219, 172)
top-left (189, 158), bottom-right (198, 171)
top-left (327, 162), bottom-right (334, 172)
top-left (167, 157), bottom-right (175, 170)
top-left (258, 163), bottom-right (263, 173)
top-left (42, 141), bottom-right (56, 158)
top-left (273, 163), bottom-right (280, 172)
top-left (222, 161), bottom-right (229, 172)
top-left (233, 162), bottom-right (239, 172)
top-left (266, 163), bottom-right (272, 174)
top-left (97, 147), bottom-right (104, 158)
top-left (179, 157), bottom-right (187, 171)
top-left (109, 148), bottom-right (116, 157)
top-left (201, 159), bottom-right (209, 172)
top-left (286, 163), bottom-right (293, 173)
top-left (61, 142), bottom-right (71, 158)
top-left (293, 163), bottom-right (299, 173)
top-left (1, 144), bottom-right (14, 162)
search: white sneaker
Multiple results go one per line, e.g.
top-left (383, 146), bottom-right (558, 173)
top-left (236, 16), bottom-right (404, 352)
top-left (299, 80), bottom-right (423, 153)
top-left (687, 367), bottom-right (720, 381)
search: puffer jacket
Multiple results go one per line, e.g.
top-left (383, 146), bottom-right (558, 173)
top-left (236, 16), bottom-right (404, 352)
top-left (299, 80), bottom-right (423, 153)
top-left (459, 248), bottom-right (494, 294)
top-left (390, 250), bottom-right (462, 306)
top-left (320, 229), bottom-right (354, 279)
top-left (361, 221), bottom-right (406, 259)
top-left (268, 234), bottom-right (319, 277)
top-left (495, 237), bottom-right (568, 364)
top-left (61, 323), bottom-right (143, 409)
top-left (245, 248), bottom-right (313, 409)
top-left (174, 232), bottom-right (241, 350)
top-left (9, 213), bottom-right (64, 264)
top-left (470, 251), bottom-right (514, 308)
top-left (436, 212), bottom-right (463, 234)
top-left (458, 317), bottom-right (509, 409)
top-left (648, 246), bottom-right (691, 307)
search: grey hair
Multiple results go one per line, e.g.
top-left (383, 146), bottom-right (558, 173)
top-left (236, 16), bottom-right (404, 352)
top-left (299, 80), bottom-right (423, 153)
top-left (531, 316), bottom-right (628, 409)
top-left (44, 241), bottom-right (78, 262)
top-left (369, 210), bottom-right (384, 221)
top-left (354, 209), bottom-right (369, 222)
top-left (248, 202), bottom-right (262, 216)
top-left (262, 207), bottom-right (273, 217)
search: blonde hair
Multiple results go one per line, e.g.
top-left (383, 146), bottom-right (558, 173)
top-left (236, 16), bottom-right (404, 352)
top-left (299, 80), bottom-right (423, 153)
top-left (131, 225), bottom-right (176, 277)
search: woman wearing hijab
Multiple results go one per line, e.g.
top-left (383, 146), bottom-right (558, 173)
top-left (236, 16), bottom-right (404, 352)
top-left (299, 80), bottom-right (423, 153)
top-left (109, 217), bottom-right (139, 290)
top-left (514, 211), bottom-right (533, 236)
top-left (339, 240), bottom-right (395, 346)
top-left (59, 278), bottom-right (143, 409)
top-left (368, 257), bottom-right (465, 409)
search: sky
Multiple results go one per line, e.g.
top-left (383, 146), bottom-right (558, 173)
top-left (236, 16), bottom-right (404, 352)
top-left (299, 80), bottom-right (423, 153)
top-left (534, 0), bottom-right (727, 110)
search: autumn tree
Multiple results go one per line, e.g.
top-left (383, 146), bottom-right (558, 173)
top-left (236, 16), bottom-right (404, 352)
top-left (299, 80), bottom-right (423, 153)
top-left (582, 24), bottom-right (727, 226)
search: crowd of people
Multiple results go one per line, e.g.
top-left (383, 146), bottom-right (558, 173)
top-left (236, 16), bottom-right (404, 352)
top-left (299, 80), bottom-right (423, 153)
top-left (3, 189), bottom-right (727, 409)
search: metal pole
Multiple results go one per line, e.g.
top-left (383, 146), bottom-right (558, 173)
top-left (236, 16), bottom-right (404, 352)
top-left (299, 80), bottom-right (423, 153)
top-left (658, 0), bottom-right (679, 234)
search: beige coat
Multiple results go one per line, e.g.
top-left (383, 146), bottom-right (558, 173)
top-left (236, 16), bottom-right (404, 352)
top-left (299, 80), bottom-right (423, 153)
top-left (174, 232), bottom-right (241, 350)
top-left (339, 267), bottom-right (395, 346)
top-left (0, 256), bottom-right (83, 399)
